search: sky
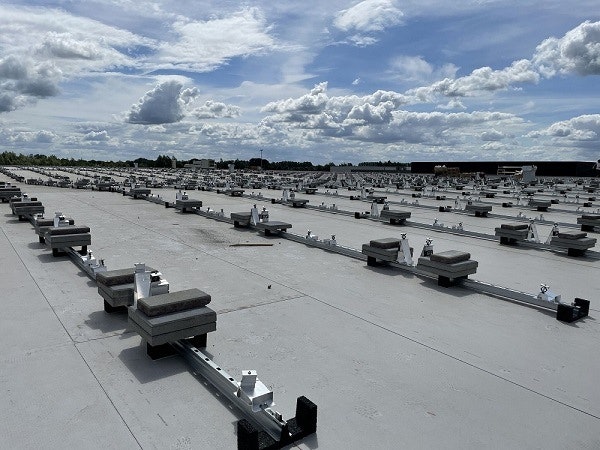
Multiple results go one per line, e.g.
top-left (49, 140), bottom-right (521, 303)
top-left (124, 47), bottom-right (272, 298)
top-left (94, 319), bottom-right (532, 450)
top-left (0, 1), bottom-right (599, 164)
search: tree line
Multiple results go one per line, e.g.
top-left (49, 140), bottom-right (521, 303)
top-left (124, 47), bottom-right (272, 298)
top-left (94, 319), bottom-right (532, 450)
top-left (0, 151), bottom-right (408, 171)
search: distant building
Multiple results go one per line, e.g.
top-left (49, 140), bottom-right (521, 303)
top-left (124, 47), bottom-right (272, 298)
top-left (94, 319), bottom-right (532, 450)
top-left (184, 159), bottom-right (215, 169)
top-left (330, 165), bottom-right (409, 173)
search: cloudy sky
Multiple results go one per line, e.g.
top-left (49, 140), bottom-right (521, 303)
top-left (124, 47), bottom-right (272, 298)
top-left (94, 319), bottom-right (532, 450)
top-left (0, 1), bottom-right (599, 164)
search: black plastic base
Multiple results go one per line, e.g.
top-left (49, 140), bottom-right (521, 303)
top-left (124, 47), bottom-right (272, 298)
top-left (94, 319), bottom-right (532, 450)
top-left (567, 248), bottom-right (586, 257)
top-left (438, 275), bottom-right (466, 287)
top-left (499, 237), bottom-right (517, 245)
top-left (237, 396), bottom-right (317, 450)
top-left (146, 342), bottom-right (177, 360)
top-left (187, 333), bottom-right (207, 348)
top-left (556, 298), bottom-right (590, 322)
top-left (103, 299), bottom-right (127, 314)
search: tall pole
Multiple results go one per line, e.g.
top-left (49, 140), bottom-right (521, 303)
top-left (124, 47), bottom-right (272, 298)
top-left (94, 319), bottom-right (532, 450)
top-left (260, 149), bottom-right (263, 171)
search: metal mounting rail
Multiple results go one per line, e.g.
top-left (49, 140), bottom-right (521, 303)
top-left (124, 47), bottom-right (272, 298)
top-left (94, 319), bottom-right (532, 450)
top-left (65, 247), bottom-right (106, 281)
top-left (461, 279), bottom-right (559, 311)
top-left (172, 340), bottom-right (317, 449)
top-left (276, 232), bottom-right (592, 317)
top-left (281, 232), bottom-right (366, 260)
top-left (172, 340), bottom-right (287, 440)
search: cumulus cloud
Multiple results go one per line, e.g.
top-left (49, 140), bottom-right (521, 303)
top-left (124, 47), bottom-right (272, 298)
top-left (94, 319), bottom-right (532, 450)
top-left (156, 7), bottom-right (275, 72)
top-left (261, 82), bottom-right (521, 145)
top-left (481, 129), bottom-right (506, 141)
top-left (0, 56), bottom-right (62, 112)
top-left (83, 130), bottom-right (109, 141)
top-left (399, 20), bottom-right (600, 105)
top-left (532, 114), bottom-right (600, 142)
top-left (192, 101), bottom-right (241, 119)
top-left (533, 20), bottom-right (600, 77)
top-left (333, 0), bottom-right (403, 46)
top-left (0, 4), bottom-right (153, 113)
top-left (389, 55), bottom-right (459, 85)
top-left (334, 0), bottom-right (403, 33)
top-left (127, 80), bottom-right (199, 124)
top-left (408, 59), bottom-right (539, 101)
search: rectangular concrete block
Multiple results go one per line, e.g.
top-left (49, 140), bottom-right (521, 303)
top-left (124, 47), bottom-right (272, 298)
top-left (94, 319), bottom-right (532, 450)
top-left (368, 238), bottom-right (400, 249)
top-left (500, 223), bottom-right (529, 230)
top-left (380, 210), bottom-right (411, 221)
top-left (495, 228), bottom-right (529, 240)
top-left (137, 288), bottom-right (211, 317)
top-left (256, 221), bottom-right (292, 232)
top-left (465, 203), bottom-right (492, 212)
top-left (98, 282), bottom-right (134, 302)
top-left (99, 288), bottom-right (132, 308)
top-left (132, 321), bottom-right (217, 346)
top-left (96, 267), bottom-right (155, 286)
top-left (47, 226), bottom-right (91, 236)
top-left (430, 251), bottom-right (471, 264)
top-left (128, 306), bottom-right (216, 337)
top-left (418, 258), bottom-right (478, 273)
top-left (551, 237), bottom-right (596, 250)
top-left (557, 231), bottom-right (587, 240)
top-left (362, 245), bottom-right (399, 261)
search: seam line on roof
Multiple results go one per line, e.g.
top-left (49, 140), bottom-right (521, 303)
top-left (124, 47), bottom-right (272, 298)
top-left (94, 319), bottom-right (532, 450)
top-left (308, 295), bottom-right (600, 422)
top-left (0, 226), bottom-right (143, 448)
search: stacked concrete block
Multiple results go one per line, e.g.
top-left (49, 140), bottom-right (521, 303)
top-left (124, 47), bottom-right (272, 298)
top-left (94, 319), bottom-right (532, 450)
top-left (379, 209), bottom-right (411, 225)
top-left (362, 238), bottom-right (400, 266)
top-left (494, 223), bottom-right (529, 245)
top-left (35, 217), bottom-right (75, 243)
top-left (174, 199), bottom-right (203, 213)
top-left (290, 198), bottom-right (309, 207)
top-left (11, 201), bottom-right (44, 220)
top-left (96, 266), bottom-right (155, 313)
top-left (465, 202), bottom-right (492, 217)
top-left (125, 187), bottom-right (151, 199)
top-left (255, 221), bottom-right (292, 236)
top-left (417, 250), bottom-right (478, 287)
top-left (577, 214), bottom-right (600, 232)
top-left (231, 212), bottom-right (252, 228)
top-left (550, 231), bottom-right (597, 256)
top-left (128, 288), bottom-right (217, 359)
top-left (225, 188), bottom-right (245, 196)
top-left (0, 186), bottom-right (21, 202)
top-left (366, 194), bottom-right (387, 204)
top-left (44, 225), bottom-right (91, 256)
top-left (529, 199), bottom-right (551, 211)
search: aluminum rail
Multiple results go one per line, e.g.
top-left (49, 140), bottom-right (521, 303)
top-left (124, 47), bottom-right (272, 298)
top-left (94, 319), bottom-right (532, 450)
top-left (171, 340), bottom-right (289, 442)
top-left (461, 279), bottom-right (559, 311)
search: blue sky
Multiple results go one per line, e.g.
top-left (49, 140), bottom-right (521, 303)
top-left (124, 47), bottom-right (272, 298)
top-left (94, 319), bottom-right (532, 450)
top-left (0, 1), bottom-right (599, 164)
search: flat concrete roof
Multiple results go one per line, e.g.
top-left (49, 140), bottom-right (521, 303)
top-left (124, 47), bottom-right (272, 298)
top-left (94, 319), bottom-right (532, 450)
top-left (1, 168), bottom-right (599, 449)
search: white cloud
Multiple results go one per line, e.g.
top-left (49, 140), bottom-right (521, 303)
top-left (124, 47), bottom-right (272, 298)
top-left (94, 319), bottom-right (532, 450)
top-left (192, 101), bottom-right (241, 119)
top-left (126, 80), bottom-right (199, 124)
top-left (155, 7), bottom-right (276, 72)
top-left (532, 114), bottom-right (600, 142)
top-left (533, 20), bottom-right (600, 77)
top-left (408, 59), bottom-right (539, 101)
top-left (0, 55), bottom-right (62, 112)
top-left (389, 55), bottom-right (459, 84)
top-left (334, 0), bottom-right (404, 46)
top-left (481, 129), bottom-right (506, 141)
top-left (334, 0), bottom-right (403, 33)
top-left (261, 82), bottom-right (522, 145)
top-left (0, 4), bottom-right (153, 112)
top-left (83, 130), bottom-right (110, 141)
